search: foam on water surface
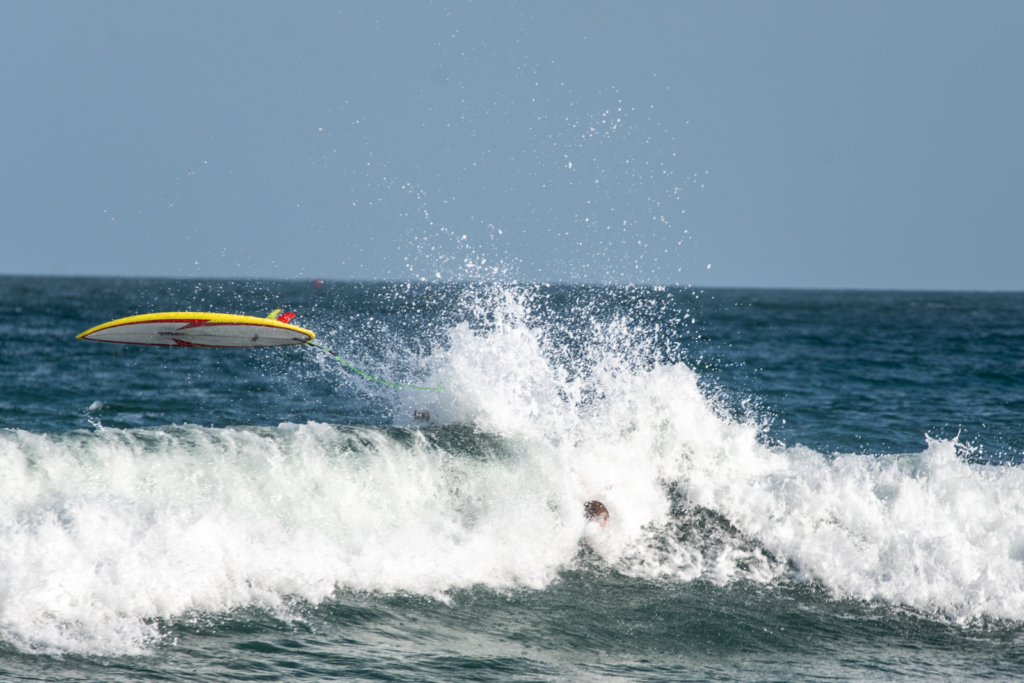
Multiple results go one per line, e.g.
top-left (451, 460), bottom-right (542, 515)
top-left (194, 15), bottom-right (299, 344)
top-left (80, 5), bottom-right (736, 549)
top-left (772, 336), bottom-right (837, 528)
top-left (0, 423), bottom-right (582, 655)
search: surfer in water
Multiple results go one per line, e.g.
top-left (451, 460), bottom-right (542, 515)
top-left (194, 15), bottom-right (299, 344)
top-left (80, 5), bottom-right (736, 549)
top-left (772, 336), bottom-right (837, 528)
top-left (584, 500), bottom-right (609, 528)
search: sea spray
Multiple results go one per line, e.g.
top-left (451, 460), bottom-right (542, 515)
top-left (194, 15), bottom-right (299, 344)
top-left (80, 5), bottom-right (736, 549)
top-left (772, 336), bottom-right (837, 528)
top-left (396, 284), bottom-right (1024, 621)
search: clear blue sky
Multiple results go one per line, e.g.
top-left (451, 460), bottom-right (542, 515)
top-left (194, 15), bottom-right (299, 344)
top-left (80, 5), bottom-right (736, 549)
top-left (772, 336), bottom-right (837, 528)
top-left (2, 1), bottom-right (1022, 289)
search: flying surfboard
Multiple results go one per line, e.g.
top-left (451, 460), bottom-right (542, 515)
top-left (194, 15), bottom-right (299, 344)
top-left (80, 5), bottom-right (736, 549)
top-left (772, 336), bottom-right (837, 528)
top-left (76, 311), bottom-right (315, 348)
top-left (78, 309), bottom-right (447, 391)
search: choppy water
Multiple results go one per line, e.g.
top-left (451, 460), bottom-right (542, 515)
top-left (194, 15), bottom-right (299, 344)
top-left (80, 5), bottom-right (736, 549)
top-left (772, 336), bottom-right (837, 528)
top-left (2, 276), bottom-right (1024, 681)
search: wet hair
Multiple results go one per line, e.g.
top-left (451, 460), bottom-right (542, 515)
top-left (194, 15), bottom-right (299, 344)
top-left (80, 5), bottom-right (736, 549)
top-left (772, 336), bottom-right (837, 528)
top-left (584, 500), bottom-right (609, 523)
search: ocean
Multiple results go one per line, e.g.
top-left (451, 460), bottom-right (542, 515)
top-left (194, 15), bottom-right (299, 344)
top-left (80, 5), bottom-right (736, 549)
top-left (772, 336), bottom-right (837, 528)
top-left (2, 275), bottom-right (1023, 681)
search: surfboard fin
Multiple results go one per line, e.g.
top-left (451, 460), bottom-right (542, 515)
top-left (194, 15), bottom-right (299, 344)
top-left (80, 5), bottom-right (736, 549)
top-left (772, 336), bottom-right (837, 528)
top-left (266, 309), bottom-right (295, 324)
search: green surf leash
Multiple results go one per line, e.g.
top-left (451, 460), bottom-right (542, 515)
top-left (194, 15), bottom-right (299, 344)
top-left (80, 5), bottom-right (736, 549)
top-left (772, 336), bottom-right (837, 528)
top-left (306, 341), bottom-right (449, 392)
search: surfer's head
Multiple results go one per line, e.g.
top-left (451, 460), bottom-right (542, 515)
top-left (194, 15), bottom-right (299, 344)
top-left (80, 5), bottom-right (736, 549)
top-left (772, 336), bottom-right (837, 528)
top-left (584, 500), bottom-right (609, 528)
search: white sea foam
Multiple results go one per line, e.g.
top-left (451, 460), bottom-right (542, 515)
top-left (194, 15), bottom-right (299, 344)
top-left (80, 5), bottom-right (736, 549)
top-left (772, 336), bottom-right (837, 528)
top-left (2, 286), bottom-right (1024, 655)
top-left (0, 422), bottom-right (582, 655)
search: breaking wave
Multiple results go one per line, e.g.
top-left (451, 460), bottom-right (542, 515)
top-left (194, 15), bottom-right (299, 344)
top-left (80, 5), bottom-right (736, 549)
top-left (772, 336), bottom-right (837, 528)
top-left (2, 285), bottom-right (1023, 655)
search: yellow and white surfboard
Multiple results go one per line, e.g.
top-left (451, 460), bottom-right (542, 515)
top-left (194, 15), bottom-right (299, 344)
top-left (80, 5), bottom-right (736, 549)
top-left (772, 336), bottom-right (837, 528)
top-left (76, 312), bottom-right (315, 348)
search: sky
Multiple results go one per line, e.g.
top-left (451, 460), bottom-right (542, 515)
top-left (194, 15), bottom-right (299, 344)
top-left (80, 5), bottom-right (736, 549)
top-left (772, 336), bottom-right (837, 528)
top-left (1, 1), bottom-right (1022, 290)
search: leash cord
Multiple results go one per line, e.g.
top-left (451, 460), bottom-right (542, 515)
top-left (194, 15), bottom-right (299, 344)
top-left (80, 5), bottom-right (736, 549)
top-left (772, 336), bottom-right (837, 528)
top-left (306, 342), bottom-right (448, 392)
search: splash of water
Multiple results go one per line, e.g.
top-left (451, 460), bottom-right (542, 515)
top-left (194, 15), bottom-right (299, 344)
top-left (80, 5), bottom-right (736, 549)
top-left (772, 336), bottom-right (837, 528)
top-left (2, 284), bottom-right (1023, 655)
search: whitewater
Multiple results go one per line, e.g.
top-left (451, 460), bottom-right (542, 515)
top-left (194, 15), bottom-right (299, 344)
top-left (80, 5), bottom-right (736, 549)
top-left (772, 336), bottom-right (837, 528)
top-left (2, 279), bottom-right (1024, 677)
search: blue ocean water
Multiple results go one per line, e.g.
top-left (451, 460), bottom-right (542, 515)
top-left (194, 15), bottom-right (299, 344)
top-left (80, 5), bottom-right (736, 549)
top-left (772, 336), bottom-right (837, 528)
top-left (2, 275), bottom-right (1024, 681)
